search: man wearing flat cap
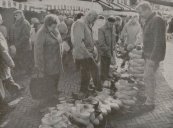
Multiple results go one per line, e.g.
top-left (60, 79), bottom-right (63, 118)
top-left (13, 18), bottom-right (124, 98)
top-left (98, 16), bottom-right (116, 81)
top-left (9, 10), bottom-right (32, 74)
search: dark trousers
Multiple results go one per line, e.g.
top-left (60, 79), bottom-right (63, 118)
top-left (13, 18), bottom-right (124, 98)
top-left (2, 76), bottom-right (20, 96)
top-left (22, 51), bottom-right (33, 72)
top-left (0, 96), bottom-right (8, 113)
top-left (16, 50), bottom-right (33, 73)
top-left (80, 58), bottom-right (102, 93)
top-left (46, 74), bottom-right (60, 92)
top-left (101, 56), bottom-right (111, 81)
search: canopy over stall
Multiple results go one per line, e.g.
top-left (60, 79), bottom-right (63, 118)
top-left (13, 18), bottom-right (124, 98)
top-left (80, 0), bottom-right (137, 17)
top-left (0, 0), bottom-right (46, 12)
top-left (28, 0), bottom-right (103, 15)
top-left (146, 0), bottom-right (173, 7)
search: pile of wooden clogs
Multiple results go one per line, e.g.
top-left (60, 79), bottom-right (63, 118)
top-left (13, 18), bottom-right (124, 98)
top-left (39, 46), bottom-right (147, 128)
top-left (128, 47), bottom-right (145, 79)
top-left (114, 80), bottom-right (138, 109)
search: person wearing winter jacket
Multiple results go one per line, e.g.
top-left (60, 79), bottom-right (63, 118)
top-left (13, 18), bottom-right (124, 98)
top-left (71, 10), bottom-right (103, 99)
top-left (167, 18), bottom-right (173, 39)
top-left (9, 10), bottom-right (32, 74)
top-left (0, 14), bottom-right (7, 40)
top-left (120, 15), bottom-right (142, 47)
top-left (98, 16), bottom-right (116, 81)
top-left (136, 1), bottom-right (166, 112)
top-left (34, 14), bottom-right (62, 97)
top-left (0, 32), bottom-right (24, 98)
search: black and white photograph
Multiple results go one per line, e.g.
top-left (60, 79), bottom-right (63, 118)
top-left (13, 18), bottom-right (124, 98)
top-left (0, 0), bottom-right (172, 128)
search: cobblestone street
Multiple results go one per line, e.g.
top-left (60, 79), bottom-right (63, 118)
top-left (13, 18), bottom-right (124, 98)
top-left (1, 41), bottom-right (173, 128)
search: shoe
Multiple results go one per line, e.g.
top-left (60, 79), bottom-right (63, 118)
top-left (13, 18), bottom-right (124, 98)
top-left (138, 104), bottom-right (155, 114)
top-left (96, 88), bottom-right (110, 96)
top-left (72, 92), bottom-right (88, 100)
top-left (138, 95), bottom-right (147, 103)
top-left (13, 86), bottom-right (25, 98)
top-left (88, 84), bottom-right (95, 91)
top-left (121, 62), bottom-right (125, 68)
top-left (69, 115), bottom-right (86, 128)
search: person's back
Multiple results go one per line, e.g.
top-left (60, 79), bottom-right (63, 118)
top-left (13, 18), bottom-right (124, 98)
top-left (167, 18), bottom-right (173, 33)
top-left (0, 25), bottom-right (7, 39)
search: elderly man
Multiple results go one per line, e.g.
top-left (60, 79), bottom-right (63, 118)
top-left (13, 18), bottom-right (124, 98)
top-left (71, 10), bottom-right (103, 99)
top-left (98, 16), bottom-right (116, 81)
top-left (136, 1), bottom-right (166, 112)
top-left (9, 10), bottom-right (32, 74)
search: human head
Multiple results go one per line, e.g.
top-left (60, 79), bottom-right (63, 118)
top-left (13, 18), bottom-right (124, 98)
top-left (58, 15), bottom-right (64, 23)
top-left (114, 16), bottom-right (122, 25)
top-left (76, 12), bottom-right (84, 21)
top-left (157, 11), bottom-right (162, 17)
top-left (44, 14), bottom-right (60, 32)
top-left (106, 15), bottom-right (115, 29)
top-left (135, 1), bottom-right (152, 19)
top-left (85, 10), bottom-right (98, 24)
top-left (31, 18), bottom-right (39, 25)
top-left (130, 15), bottom-right (139, 24)
top-left (65, 18), bottom-right (74, 28)
top-left (14, 10), bottom-right (24, 21)
top-left (0, 14), bottom-right (3, 25)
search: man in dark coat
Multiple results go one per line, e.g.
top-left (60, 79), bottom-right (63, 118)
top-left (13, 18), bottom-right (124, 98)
top-left (136, 1), bottom-right (166, 112)
top-left (98, 16), bottom-right (116, 81)
top-left (9, 10), bottom-right (32, 74)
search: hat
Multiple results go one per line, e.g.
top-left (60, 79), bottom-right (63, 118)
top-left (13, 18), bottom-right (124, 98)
top-left (98, 15), bottom-right (105, 20)
top-left (107, 15), bottom-right (115, 23)
top-left (14, 10), bottom-right (23, 14)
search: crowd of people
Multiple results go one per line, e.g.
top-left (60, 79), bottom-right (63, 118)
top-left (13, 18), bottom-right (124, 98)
top-left (0, 0), bottom-right (170, 120)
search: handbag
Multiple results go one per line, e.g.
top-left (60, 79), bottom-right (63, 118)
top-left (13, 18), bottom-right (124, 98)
top-left (111, 51), bottom-right (116, 65)
top-left (29, 74), bottom-right (57, 100)
top-left (62, 41), bottom-right (70, 53)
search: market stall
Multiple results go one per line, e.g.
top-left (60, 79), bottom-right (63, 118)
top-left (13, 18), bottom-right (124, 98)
top-left (0, 0), bottom-right (46, 29)
top-left (28, 0), bottom-right (103, 17)
top-left (97, 0), bottom-right (138, 17)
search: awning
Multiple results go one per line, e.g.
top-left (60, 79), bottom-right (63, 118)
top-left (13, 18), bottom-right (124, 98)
top-left (0, 0), bottom-right (46, 12)
top-left (146, 0), bottom-right (173, 7)
top-left (99, 10), bottom-right (138, 17)
top-left (28, 0), bottom-right (103, 13)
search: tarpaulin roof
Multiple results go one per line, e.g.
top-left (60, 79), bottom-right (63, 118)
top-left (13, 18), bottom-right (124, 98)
top-left (145, 0), bottom-right (173, 7)
top-left (28, 0), bottom-right (103, 13)
top-left (0, 0), bottom-right (46, 12)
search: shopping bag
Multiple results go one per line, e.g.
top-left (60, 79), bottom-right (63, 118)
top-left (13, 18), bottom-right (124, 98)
top-left (29, 76), bottom-right (57, 100)
top-left (111, 51), bottom-right (116, 65)
top-left (9, 45), bottom-right (16, 58)
top-left (62, 41), bottom-right (70, 53)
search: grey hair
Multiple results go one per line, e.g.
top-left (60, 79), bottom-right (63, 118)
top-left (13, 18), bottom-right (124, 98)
top-left (44, 14), bottom-right (60, 26)
top-left (31, 18), bottom-right (39, 24)
top-left (135, 1), bottom-right (152, 11)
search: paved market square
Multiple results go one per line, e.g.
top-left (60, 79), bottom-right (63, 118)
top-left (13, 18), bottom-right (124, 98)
top-left (1, 40), bottom-right (173, 128)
